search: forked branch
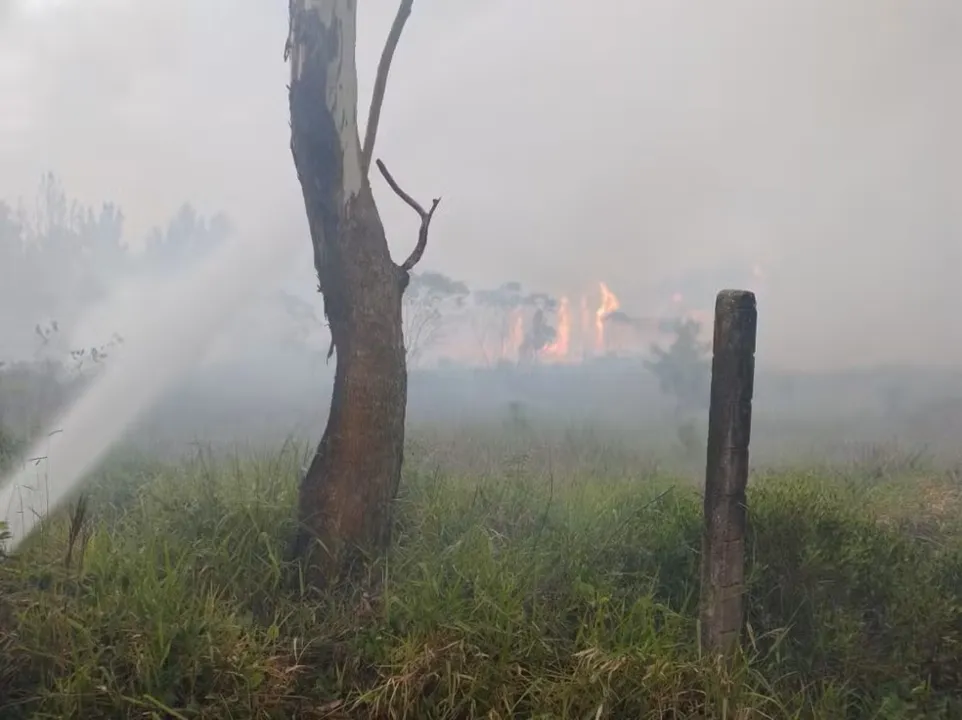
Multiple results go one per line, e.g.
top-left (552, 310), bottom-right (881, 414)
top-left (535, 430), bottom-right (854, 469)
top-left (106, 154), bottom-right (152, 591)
top-left (361, 0), bottom-right (415, 178)
top-left (376, 158), bottom-right (440, 272)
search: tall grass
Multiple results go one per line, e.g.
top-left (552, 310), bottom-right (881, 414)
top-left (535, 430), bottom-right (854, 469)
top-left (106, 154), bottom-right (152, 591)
top-left (2, 437), bottom-right (962, 718)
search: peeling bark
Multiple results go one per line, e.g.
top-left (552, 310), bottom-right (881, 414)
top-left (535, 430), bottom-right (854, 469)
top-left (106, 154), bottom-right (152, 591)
top-left (287, 0), bottom-right (432, 585)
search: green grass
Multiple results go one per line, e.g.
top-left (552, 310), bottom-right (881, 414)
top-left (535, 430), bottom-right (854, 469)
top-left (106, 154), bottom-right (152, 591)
top-left (2, 437), bottom-right (962, 719)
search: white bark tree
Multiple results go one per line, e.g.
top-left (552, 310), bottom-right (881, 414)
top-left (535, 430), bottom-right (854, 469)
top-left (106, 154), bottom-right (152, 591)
top-left (286, 0), bottom-right (441, 585)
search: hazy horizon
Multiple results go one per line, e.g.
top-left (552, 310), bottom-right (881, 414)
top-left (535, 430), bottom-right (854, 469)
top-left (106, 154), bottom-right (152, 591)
top-left (1, 0), bottom-right (960, 370)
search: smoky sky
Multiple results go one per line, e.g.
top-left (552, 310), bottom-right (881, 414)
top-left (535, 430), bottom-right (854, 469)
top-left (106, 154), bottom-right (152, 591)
top-left (0, 0), bottom-right (959, 370)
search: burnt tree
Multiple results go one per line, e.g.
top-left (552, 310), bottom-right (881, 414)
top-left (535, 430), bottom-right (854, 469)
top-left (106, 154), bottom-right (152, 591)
top-left (286, 0), bottom-right (440, 585)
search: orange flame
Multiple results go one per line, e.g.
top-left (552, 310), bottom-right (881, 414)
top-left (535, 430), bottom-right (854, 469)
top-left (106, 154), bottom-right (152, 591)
top-left (542, 296), bottom-right (570, 360)
top-left (594, 282), bottom-right (620, 353)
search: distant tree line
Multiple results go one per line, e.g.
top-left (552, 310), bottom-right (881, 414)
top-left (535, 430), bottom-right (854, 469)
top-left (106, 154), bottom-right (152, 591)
top-left (0, 173), bottom-right (710, 441)
top-left (0, 172), bottom-right (231, 364)
top-left (0, 173), bottom-right (235, 440)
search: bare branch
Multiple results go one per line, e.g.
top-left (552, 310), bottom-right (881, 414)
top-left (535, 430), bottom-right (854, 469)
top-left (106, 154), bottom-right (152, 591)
top-left (376, 158), bottom-right (429, 215)
top-left (283, 0), bottom-right (294, 60)
top-left (376, 158), bottom-right (441, 273)
top-left (361, 0), bottom-right (415, 178)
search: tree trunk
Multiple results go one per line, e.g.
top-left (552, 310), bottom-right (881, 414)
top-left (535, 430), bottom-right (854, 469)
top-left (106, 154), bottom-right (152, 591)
top-left (287, 1), bottom-right (413, 585)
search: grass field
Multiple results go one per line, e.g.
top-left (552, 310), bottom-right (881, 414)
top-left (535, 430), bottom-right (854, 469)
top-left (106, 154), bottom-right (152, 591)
top-left (2, 430), bottom-right (962, 719)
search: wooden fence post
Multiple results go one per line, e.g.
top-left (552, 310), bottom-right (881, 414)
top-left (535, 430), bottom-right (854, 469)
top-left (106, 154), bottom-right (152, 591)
top-left (700, 289), bottom-right (757, 657)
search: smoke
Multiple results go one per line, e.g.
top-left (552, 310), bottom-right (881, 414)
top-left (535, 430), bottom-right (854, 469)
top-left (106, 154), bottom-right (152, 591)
top-left (0, 0), bottom-right (959, 371)
top-left (0, 205), bottom-right (307, 552)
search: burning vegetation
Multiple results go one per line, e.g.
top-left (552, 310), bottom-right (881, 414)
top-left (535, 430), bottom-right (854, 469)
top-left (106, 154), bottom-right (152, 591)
top-left (405, 277), bottom-right (713, 369)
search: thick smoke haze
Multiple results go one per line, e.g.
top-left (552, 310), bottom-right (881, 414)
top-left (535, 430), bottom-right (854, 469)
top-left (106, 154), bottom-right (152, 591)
top-left (1, 0), bottom-right (960, 369)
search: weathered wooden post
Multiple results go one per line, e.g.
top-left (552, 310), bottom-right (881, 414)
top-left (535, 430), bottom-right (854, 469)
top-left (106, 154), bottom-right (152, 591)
top-left (700, 289), bottom-right (757, 657)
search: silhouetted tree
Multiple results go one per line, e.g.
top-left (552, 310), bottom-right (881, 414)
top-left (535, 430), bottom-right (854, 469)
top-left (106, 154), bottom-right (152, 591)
top-left (0, 174), bottom-right (129, 359)
top-left (645, 317), bottom-right (711, 454)
top-left (519, 307), bottom-right (556, 361)
top-left (472, 282), bottom-right (524, 364)
top-left (472, 282), bottom-right (558, 365)
top-left (141, 203), bottom-right (231, 275)
top-left (519, 292), bottom-right (559, 362)
top-left (287, 0), bottom-right (442, 584)
top-left (403, 271), bottom-right (469, 367)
